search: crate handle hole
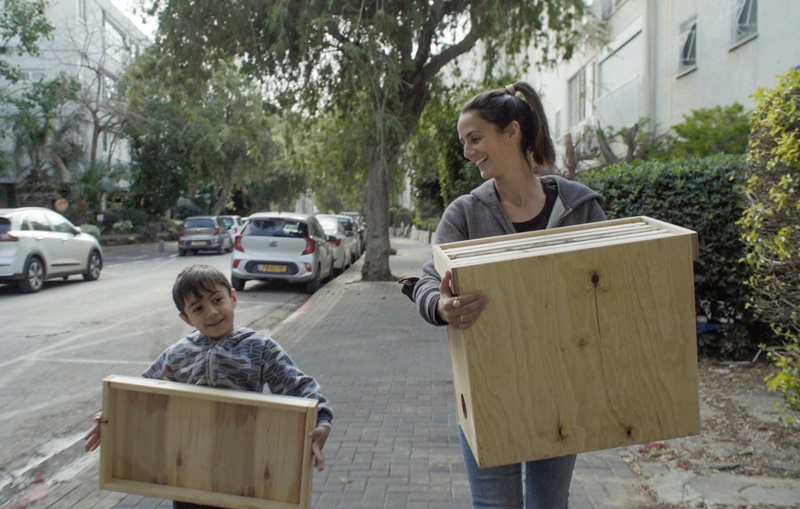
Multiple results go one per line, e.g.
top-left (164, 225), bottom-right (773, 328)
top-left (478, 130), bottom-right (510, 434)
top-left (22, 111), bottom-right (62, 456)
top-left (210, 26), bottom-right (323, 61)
top-left (461, 394), bottom-right (468, 419)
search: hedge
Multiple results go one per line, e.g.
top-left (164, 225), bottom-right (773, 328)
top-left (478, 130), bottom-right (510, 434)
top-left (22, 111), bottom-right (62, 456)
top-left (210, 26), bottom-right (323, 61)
top-left (577, 154), bottom-right (760, 356)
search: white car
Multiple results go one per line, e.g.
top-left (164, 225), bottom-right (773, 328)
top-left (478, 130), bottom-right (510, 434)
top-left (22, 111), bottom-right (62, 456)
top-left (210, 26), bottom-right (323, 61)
top-left (315, 215), bottom-right (350, 275)
top-left (230, 212), bottom-right (334, 293)
top-left (219, 215), bottom-right (245, 236)
top-left (0, 207), bottom-right (103, 293)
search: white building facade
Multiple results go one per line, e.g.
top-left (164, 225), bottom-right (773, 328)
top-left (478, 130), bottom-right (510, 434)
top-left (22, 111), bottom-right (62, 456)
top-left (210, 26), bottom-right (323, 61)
top-left (1, 0), bottom-right (150, 206)
top-left (534, 0), bottom-right (799, 162)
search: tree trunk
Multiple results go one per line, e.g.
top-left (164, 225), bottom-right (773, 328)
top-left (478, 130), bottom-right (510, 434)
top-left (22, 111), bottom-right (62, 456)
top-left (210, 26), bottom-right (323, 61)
top-left (362, 144), bottom-right (394, 281)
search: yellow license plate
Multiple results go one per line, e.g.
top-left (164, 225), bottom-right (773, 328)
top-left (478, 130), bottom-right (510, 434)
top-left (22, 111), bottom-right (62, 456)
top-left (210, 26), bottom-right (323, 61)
top-left (259, 264), bottom-right (286, 273)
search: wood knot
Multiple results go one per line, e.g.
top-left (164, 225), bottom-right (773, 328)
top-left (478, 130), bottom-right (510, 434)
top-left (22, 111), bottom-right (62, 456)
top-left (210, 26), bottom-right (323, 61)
top-left (591, 272), bottom-right (600, 285)
top-left (263, 463), bottom-right (271, 481)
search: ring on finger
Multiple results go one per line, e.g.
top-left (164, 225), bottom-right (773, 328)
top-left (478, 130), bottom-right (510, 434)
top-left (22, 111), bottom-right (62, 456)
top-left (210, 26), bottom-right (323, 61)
top-left (459, 315), bottom-right (465, 323)
top-left (453, 298), bottom-right (462, 309)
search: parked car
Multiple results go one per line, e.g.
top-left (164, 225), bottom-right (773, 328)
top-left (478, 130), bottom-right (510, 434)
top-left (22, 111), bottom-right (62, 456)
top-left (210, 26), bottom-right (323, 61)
top-left (230, 212), bottom-right (334, 293)
top-left (218, 215), bottom-right (245, 237)
top-left (339, 211), bottom-right (366, 252)
top-left (178, 216), bottom-right (233, 256)
top-left (0, 207), bottom-right (103, 293)
top-left (318, 214), bottom-right (360, 263)
top-left (315, 215), bottom-right (350, 275)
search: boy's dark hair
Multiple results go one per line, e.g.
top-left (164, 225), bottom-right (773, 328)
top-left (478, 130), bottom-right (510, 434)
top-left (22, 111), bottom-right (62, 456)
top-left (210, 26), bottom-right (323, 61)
top-left (461, 81), bottom-right (555, 169)
top-left (172, 264), bottom-right (233, 312)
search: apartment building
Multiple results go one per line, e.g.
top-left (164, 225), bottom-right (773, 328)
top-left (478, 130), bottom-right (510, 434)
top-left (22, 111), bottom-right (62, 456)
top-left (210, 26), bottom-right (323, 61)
top-left (535, 0), bottom-right (798, 162)
top-left (1, 0), bottom-right (151, 206)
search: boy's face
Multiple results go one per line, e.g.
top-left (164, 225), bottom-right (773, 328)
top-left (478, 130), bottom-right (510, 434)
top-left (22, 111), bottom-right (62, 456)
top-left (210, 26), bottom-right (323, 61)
top-left (179, 284), bottom-right (237, 340)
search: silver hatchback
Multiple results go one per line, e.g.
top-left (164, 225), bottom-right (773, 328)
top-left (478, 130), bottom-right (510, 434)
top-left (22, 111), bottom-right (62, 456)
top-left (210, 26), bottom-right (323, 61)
top-left (230, 212), bottom-right (334, 293)
top-left (178, 216), bottom-right (233, 256)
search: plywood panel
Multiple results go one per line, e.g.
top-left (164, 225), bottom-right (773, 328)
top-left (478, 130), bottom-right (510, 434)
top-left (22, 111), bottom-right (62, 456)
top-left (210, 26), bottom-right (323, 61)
top-left (100, 376), bottom-right (318, 509)
top-left (434, 216), bottom-right (700, 467)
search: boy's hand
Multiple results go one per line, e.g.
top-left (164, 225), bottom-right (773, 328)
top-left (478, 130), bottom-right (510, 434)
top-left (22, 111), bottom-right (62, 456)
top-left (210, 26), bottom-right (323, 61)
top-left (309, 425), bottom-right (330, 471)
top-left (84, 412), bottom-right (102, 452)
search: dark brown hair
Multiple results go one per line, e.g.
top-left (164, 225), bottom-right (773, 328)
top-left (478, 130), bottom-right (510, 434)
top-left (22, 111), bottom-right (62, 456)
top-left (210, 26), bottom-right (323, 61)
top-left (172, 264), bottom-right (233, 312)
top-left (461, 81), bottom-right (555, 169)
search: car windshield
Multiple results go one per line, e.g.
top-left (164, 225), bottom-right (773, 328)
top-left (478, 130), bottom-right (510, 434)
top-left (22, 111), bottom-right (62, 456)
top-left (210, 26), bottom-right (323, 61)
top-left (246, 218), bottom-right (308, 238)
top-left (0, 218), bottom-right (10, 233)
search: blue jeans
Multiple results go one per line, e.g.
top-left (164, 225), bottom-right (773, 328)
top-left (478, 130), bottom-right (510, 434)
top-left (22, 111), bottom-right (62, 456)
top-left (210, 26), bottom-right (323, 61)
top-left (459, 426), bottom-right (576, 509)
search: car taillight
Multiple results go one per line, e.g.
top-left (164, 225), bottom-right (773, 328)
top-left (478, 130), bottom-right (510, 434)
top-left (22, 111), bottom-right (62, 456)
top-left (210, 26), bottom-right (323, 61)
top-left (0, 232), bottom-right (18, 242)
top-left (302, 237), bottom-right (315, 255)
top-left (178, 227), bottom-right (184, 237)
top-left (330, 238), bottom-right (341, 247)
top-left (214, 227), bottom-right (220, 235)
top-left (234, 235), bottom-right (244, 252)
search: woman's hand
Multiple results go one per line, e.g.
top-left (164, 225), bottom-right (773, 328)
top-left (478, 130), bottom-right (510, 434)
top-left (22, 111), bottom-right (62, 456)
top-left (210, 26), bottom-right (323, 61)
top-left (309, 425), bottom-right (331, 471)
top-left (437, 270), bottom-right (489, 330)
top-left (84, 411), bottom-right (102, 452)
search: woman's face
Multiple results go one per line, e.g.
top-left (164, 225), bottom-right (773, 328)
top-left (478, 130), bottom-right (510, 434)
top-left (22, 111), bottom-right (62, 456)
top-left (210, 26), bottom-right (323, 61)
top-left (457, 111), bottom-right (518, 180)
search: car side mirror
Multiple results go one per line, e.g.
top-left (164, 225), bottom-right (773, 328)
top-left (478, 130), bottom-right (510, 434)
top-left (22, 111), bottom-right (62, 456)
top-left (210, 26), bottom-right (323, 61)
top-left (73, 226), bottom-right (82, 235)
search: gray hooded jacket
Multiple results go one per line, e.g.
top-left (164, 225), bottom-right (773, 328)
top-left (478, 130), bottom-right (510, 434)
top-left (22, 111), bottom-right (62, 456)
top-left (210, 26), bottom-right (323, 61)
top-left (413, 175), bottom-right (606, 326)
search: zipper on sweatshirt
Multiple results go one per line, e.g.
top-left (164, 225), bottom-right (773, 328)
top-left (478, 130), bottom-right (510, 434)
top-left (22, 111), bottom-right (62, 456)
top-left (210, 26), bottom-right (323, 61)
top-left (206, 342), bottom-right (217, 387)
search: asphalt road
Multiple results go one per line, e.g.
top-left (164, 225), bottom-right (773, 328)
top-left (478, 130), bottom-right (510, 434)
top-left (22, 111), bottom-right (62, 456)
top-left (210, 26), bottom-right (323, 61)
top-left (0, 242), bottom-right (309, 506)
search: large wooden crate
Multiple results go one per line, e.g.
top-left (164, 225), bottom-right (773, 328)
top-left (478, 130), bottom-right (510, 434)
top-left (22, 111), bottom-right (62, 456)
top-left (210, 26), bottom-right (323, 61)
top-left (100, 375), bottom-right (318, 509)
top-left (433, 216), bottom-right (700, 468)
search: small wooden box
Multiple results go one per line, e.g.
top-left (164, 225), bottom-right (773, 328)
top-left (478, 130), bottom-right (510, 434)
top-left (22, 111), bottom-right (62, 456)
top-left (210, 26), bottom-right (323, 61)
top-left (100, 375), bottom-right (318, 509)
top-left (433, 216), bottom-right (700, 468)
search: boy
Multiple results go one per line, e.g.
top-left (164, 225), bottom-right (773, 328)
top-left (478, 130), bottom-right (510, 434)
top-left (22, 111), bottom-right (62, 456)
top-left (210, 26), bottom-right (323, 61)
top-left (84, 264), bottom-right (332, 509)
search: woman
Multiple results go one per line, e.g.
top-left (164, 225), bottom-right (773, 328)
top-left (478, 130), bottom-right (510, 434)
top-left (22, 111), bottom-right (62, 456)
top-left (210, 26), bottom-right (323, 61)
top-left (412, 81), bottom-right (606, 508)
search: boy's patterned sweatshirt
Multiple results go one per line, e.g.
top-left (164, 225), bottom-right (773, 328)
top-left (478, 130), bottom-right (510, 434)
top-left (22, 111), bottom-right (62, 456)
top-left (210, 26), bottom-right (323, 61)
top-left (142, 326), bottom-right (333, 426)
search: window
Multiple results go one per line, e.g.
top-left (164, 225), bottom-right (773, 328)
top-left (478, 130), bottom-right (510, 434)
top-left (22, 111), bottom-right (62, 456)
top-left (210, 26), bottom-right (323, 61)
top-left (595, 30), bottom-right (642, 128)
top-left (27, 213), bottom-right (52, 232)
top-left (732, 0), bottom-right (757, 45)
top-left (103, 74), bottom-right (118, 99)
top-left (46, 212), bottom-right (75, 234)
top-left (679, 16), bottom-right (697, 75)
top-left (103, 16), bottom-right (129, 62)
top-left (600, 0), bottom-right (626, 19)
top-left (19, 70), bottom-right (46, 82)
top-left (568, 66), bottom-right (589, 128)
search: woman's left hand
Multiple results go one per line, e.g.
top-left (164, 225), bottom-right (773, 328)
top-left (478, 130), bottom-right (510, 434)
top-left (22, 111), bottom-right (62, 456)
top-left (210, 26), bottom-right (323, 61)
top-left (437, 270), bottom-right (489, 330)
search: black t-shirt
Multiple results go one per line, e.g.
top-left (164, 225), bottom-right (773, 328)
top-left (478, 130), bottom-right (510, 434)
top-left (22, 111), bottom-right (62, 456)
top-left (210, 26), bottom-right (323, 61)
top-left (512, 179), bottom-right (558, 233)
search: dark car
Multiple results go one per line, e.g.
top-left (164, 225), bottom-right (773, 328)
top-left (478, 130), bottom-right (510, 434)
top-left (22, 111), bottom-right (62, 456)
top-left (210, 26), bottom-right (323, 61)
top-left (178, 216), bottom-right (233, 256)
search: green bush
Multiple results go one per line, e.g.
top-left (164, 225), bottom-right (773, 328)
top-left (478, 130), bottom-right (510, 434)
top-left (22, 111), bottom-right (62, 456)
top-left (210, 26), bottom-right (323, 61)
top-left (102, 207), bottom-right (149, 230)
top-left (78, 223), bottom-right (102, 238)
top-left (577, 154), bottom-right (759, 358)
top-left (739, 69), bottom-right (800, 424)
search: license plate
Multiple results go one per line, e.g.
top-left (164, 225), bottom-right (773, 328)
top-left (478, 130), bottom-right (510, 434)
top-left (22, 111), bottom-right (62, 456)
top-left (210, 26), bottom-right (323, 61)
top-left (258, 264), bottom-right (286, 273)
top-left (187, 241), bottom-right (209, 246)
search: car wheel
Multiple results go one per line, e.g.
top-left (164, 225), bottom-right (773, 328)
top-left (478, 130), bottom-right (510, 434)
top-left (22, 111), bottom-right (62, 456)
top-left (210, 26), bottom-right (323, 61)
top-left (304, 270), bottom-right (321, 294)
top-left (179, 248), bottom-right (186, 257)
top-left (231, 275), bottom-right (245, 291)
top-left (82, 250), bottom-right (102, 281)
top-left (19, 256), bottom-right (45, 293)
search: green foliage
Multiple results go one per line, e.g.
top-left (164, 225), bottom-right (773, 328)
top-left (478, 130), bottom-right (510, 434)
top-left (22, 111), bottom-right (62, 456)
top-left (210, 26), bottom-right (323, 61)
top-left (404, 83), bottom-right (481, 217)
top-left (124, 54), bottom-right (296, 218)
top-left (78, 223), bottom-right (101, 238)
top-left (577, 155), bottom-right (758, 358)
top-left (148, 0), bottom-right (600, 279)
top-left (0, 0), bottom-right (53, 82)
top-left (669, 103), bottom-right (751, 159)
top-left (5, 75), bottom-right (83, 182)
top-left (739, 69), bottom-right (800, 423)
